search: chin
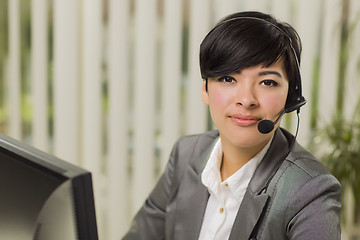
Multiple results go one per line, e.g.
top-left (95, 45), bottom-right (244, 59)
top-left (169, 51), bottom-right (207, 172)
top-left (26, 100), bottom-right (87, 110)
top-left (220, 126), bottom-right (270, 149)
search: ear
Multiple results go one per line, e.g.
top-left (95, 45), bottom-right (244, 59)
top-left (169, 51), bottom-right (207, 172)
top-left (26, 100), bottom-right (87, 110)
top-left (201, 79), bottom-right (209, 106)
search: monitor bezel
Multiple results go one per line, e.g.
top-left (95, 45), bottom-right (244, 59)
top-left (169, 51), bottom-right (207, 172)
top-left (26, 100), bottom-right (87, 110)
top-left (0, 133), bottom-right (99, 240)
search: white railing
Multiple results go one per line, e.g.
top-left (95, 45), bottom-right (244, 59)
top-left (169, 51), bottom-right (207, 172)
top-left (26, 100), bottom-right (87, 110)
top-left (2, 0), bottom-right (360, 239)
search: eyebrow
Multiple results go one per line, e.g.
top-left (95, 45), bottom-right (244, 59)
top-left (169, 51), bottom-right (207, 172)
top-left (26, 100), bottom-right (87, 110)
top-left (258, 71), bottom-right (283, 78)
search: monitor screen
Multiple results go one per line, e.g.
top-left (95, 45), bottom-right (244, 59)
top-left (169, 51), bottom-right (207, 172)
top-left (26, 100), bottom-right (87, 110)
top-left (0, 133), bottom-right (98, 240)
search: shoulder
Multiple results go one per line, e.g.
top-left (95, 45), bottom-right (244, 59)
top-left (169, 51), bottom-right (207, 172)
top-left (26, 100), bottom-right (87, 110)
top-left (172, 130), bottom-right (219, 158)
top-left (164, 130), bottom-right (219, 183)
top-left (271, 138), bottom-right (341, 220)
top-left (286, 143), bottom-right (332, 176)
top-left (261, 128), bottom-right (339, 197)
top-left (261, 135), bottom-right (341, 238)
top-left (269, 128), bottom-right (341, 212)
top-left (273, 137), bottom-right (341, 198)
top-left (284, 141), bottom-right (341, 202)
top-left (176, 130), bottom-right (219, 147)
top-left (276, 128), bottom-right (337, 181)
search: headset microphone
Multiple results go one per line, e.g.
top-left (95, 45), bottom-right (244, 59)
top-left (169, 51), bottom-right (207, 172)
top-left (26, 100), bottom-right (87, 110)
top-left (257, 113), bottom-right (284, 134)
top-left (257, 98), bottom-right (306, 134)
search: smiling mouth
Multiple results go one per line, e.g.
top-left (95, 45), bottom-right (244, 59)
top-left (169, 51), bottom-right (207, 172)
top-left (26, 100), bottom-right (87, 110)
top-left (229, 116), bottom-right (260, 127)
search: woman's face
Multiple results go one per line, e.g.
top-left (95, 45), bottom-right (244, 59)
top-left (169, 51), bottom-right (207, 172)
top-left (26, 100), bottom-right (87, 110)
top-left (201, 60), bottom-right (289, 151)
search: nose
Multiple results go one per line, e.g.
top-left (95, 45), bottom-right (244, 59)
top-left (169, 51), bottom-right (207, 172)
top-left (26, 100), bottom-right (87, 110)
top-left (236, 85), bottom-right (258, 109)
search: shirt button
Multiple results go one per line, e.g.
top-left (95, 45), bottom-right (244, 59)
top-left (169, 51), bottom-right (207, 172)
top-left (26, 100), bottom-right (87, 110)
top-left (225, 182), bottom-right (229, 187)
top-left (220, 208), bottom-right (224, 214)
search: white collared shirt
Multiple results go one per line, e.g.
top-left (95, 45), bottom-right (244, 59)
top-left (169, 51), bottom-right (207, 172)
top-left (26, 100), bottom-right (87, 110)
top-left (198, 137), bottom-right (272, 240)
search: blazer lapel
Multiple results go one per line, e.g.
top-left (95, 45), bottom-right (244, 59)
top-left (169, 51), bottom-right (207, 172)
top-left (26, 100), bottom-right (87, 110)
top-left (229, 191), bottom-right (270, 240)
top-left (229, 128), bottom-right (292, 239)
top-left (173, 134), bottom-right (218, 239)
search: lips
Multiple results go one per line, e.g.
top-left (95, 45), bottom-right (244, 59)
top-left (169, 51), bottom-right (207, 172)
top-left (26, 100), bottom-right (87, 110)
top-left (228, 114), bottom-right (261, 127)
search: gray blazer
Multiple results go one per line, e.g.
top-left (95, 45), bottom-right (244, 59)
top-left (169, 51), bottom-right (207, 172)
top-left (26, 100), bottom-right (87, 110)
top-left (123, 128), bottom-right (341, 240)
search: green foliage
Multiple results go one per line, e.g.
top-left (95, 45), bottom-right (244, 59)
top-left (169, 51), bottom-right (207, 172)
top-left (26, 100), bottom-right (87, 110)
top-left (309, 0), bottom-right (360, 232)
top-left (313, 107), bottom-right (360, 216)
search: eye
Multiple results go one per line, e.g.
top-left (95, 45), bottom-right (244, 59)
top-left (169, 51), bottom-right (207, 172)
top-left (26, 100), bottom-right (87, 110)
top-left (261, 80), bottom-right (278, 87)
top-left (217, 76), bottom-right (236, 83)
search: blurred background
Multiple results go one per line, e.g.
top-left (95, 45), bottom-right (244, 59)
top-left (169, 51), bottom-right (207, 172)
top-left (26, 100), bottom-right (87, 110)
top-left (0, 0), bottom-right (359, 239)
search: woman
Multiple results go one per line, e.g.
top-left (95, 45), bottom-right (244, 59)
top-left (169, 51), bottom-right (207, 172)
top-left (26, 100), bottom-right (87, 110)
top-left (123, 11), bottom-right (341, 240)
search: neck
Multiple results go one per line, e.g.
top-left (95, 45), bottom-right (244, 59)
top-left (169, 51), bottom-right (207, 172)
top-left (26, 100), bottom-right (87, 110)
top-left (220, 137), bottom-right (271, 181)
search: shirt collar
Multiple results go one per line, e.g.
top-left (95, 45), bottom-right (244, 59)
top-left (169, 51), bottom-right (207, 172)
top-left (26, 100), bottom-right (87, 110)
top-left (201, 138), bottom-right (223, 195)
top-left (201, 136), bottom-right (273, 200)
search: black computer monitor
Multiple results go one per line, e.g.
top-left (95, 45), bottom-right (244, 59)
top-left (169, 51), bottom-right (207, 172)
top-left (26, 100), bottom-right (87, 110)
top-left (0, 133), bottom-right (98, 240)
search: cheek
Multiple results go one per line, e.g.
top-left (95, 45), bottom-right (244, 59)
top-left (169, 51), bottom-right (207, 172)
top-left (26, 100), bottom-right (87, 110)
top-left (208, 89), bottom-right (232, 107)
top-left (261, 82), bottom-right (289, 111)
top-left (207, 89), bottom-right (233, 125)
top-left (261, 92), bottom-right (287, 112)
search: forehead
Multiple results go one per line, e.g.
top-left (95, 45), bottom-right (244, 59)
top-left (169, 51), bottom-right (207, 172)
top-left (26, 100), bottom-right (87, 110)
top-left (234, 59), bottom-right (287, 78)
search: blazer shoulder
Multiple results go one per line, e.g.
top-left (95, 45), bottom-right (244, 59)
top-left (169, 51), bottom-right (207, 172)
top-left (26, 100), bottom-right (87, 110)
top-left (259, 141), bottom-right (341, 239)
top-left (167, 130), bottom-right (219, 175)
top-left (176, 130), bottom-right (219, 147)
top-left (286, 142), bottom-right (335, 179)
top-left (272, 142), bottom-right (341, 218)
top-left (279, 128), bottom-right (333, 178)
top-left (172, 130), bottom-right (219, 159)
